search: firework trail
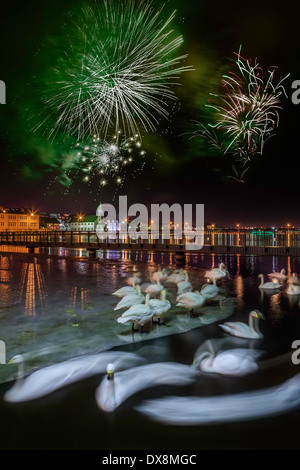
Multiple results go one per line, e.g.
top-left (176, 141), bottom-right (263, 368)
top-left (192, 48), bottom-right (289, 181)
top-left (37, 0), bottom-right (192, 140)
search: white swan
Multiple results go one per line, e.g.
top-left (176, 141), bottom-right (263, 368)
top-left (149, 289), bottom-right (171, 324)
top-left (112, 278), bottom-right (139, 298)
top-left (165, 269), bottom-right (185, 286)
top-left (114, 285), bottom-right (145, 310)
top-left (285, 279), bottom-right (300, 296)
top-left (200, 279), bottom-right (219, 300)
top-left (135, 373), bottom-right (300, 425)
top-left (126, 272), bottom-right (142, 286)
top-left (4, 351), bottom-right (144, 403)
top-left (193, 343), bottom-right (261, 377)
top-left (144, 279), bottom-right (164, 298)
top-left (176, 291), bottom-right (206, 317)
top-left (291, 273), bottom-right (300, 285)
top-left (152, 268), bottom-right (167, 283)
top-left (204, 263), bottom-right (227, 282)
top-left (95, 362), bottom-right (198, 412)
top-left (258, 274), bottom-right (280, 290)
top-left (117, 294), bottom-right (153, 332)
top-left (268, 268), bottom-right (287, 282)
top-left (219, 310), bottom-right (265, 339)
top-left (177, 271), bottom-right (192, 294)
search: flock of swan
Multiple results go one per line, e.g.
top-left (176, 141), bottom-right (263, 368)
top-left (3, 262), bottom-right (299, 427)
top-left (112, 264), bottom-right (230, 331)
top-left (258, 269), bottom-right (300, 295)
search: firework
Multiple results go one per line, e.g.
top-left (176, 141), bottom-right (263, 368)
top-left (39, 0), bottom-right (191, 140)
top-left (192, 48), bottom-right (289, 181)
top-left (75, 133), bottom-right (145, 185)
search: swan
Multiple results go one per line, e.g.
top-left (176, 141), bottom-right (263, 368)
top-left (152, 268), bottom-right (167, 283)
top-left (114, 285), bottom-right (145, 310)
top-left (144, 279), bottom-right (164, 298)
top-left (135, 373), bottom-right (300, 425)
top-left (268, 268), bottom-right (287, 282)
top-left (117, 294), bottom-right (153, 332)
top-left (258, 274), bottom-right (280, 290)
top-left (285, 279), bottom-right (300, 296)
top-left (126, 272), bottom-right (142, 286)
top-left (176, 291), bottom-right (206, 317)
top-left (112, 278), bottom-right (138, 298)
top-left (177, 271), bottom-right (193, 294)
top-left (291, 273), bottom-right (300, 285)
top-left (193, 341), bottom-right (261, 377)
top-left (4, 351), bottom-right (144, 403)
top-left (149, 289), bottom-right (171, 324)
top-left (200, 279), bottom-right (219, 300)
top-left (219, 310), bottom-right (265, 339)
top-left (95, 361), bottom-right (198, 412)
top-left (165, 269), bottom-right (185, 286)
top-left (204, 263), bottom-right (227, 282)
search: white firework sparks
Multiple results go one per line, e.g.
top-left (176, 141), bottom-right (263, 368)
top-left (76, 134), bottom-right (145, 185)
top-left (39, 0), bottom-right (192, 140)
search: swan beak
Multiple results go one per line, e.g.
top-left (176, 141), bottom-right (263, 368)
top-left (107, 371), bottom-right (114, 380)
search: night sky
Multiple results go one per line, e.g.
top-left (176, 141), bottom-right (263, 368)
top-left (0, 0), bottom-right (300, 227)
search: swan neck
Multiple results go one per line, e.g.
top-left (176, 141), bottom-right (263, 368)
top-left (249, 314), bottom-right (261, 335)
top-left (193, 351), bottom-right (211, 368)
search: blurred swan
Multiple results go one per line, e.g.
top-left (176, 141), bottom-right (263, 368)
top-left (112, 279), bottom-right (138, 298)
top-left (200, 280), bottom-right (219, 300)
top-left (126, 272), bottom-right (142, 286)
top-left (291, 273), bottom-right (300, 285)
top-left (4, 351), bottom-right (144, 403)
top-left (219, 310), bottom-right (265, 339)
top-left (117, 294), bottom-right (153, 332)
top-left (258, 274), bottom-right (280, 290)
top-left (268, 269), bottom-right (287, 282)
top-left (144, 279), bottom-right (164, 298)
top-left (152, 268), bottom-right (167, 283)
top-left (149, 289), bottom-right (171, 324)
top-left (285, 279), bottom-right (300, 296)
top-left (165, 269), bottom-right (185, 286)
top-left (205, 263), bottom-right (227, 282)
top-left (136, 373), bottom-right (300, 425)
top-left (96, 362), bottom-right (198, 412)
top-left (176, 291), bottom-right (206, 317)
top-left (193, 341), bottom-right (261, 377)
top-left (177, 271), bottom-right (192, 294)
top-left (114, 285), bottom-right (144, 310)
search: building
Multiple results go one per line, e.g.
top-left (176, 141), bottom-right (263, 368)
top-left (0, 207), bottom-right (40, 230)
top-left (65, 215), bottom-right (98, 231)
top-left (39, 216), bottom-right (61, 230)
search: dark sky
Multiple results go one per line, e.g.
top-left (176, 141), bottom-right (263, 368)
top-left (0, 0), bottom-right (300, 227)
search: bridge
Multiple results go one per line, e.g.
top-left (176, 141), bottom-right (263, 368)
top-left (1, 229), bottom-right (300, 263)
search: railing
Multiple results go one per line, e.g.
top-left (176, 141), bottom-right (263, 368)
top-left (1, 229), bottom-right (300, 254)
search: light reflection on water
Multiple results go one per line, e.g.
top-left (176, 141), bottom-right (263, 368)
top-left (1, 249), bottom-right (300, 323)
top-left (1, 248), bottom-right (300, 381)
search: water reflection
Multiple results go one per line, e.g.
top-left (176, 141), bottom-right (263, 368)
top-left (1, 249), bottom-right (300, 386)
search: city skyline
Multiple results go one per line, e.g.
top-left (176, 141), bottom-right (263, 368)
top-left (1, 0), bottom-right (300, 227)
